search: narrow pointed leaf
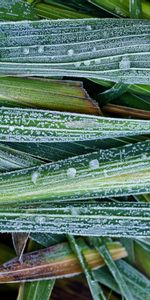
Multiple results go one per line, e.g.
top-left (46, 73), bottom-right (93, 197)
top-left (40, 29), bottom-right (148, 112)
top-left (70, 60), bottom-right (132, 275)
top-left (1, 19), bottom-right (150, 84)
top-left (89, 0), bottom-right (150, 18)
top-left (0, 107), bottom-right (150, 143)
top-left (12, 233), bottom-right (29, 262)
top-left (0, 141), bottom-right (149, 204)
top-left (94, 260), bottom-right (150, 300)
top-left (67, 235), bottom-right (106, 300)
top-left (17, 278), bottom-right (55, 300)
top-left (0, 240), bottom-right (126, 283)
top-left (92, 238), bottom-right (134, 300)
top-left (0, 201), bottom-right (150, 237)
top-left (129, 0), bottom-right (143, 19)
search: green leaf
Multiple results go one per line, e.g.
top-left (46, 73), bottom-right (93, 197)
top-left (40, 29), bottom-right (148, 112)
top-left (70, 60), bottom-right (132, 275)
top-left (17, 280), bottom-right (55, 300)
top-left (129, 0), bottom-right (143, 18)
top-left (134, 240), bottom-right (150, 277)
top-left (91, 238), bottom-right (134, 300)
top-left (1, 19), bottom-right (150, 84)
top-left (0, 107), bottom-right (150, 143)
top-left (67, 235), bottom-right (106, 300)
top-left (0, 141), bottom-right (150, 204)
top-left (0, 77), bottom-right (100, 115)
top-left (94, 260), bottom-right (150, 300)
top-left (0, 201), bottom-right (150, 237)
top-left (97, 83), bottom-right (129, 106)
top-left (89, 0), bottom-right (150, 18)
top-left (33, 2), bottom-right (91, 19)
top-left (4, 135), bottom-right (148, 161)
top-left (0, 0), bottom-right (38, 21)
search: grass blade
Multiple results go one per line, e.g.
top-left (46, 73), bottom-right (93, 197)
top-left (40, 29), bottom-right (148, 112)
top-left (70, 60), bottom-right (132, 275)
top-left (91, 238), bottom-right (134, 300)
top-left (0, 107), bottom-right (150, 143)
top-left (1, 19), bottom-right (150, 84)
top-left (0, 141), bottom-right (149, 204)
top-left (0, 201), bottom-right (150, 237)
top-left (94, 260), bottom-right (150, 300)
top-left (17, 280), bottom-right (55, 300)
top-left (0, 239), bottom-right (126, 283)
top-left (67, 235), bottom-right (106, 300)
top-left (0, 77), bottom-right (100, 115)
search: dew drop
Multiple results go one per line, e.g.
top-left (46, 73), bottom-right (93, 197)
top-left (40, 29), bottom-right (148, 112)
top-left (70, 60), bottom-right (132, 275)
top-left (35, 216), bottom-right (46, 224)
top-left (67, 49), bottom-right (74, 56)
top-left (38, 45), bottom-right (44, 54)
top-left (89, 159), bottom-right (99, 170)
top-left (31, 171), bottom-right (39, 184)
top-left (86, 25), bottom-right (92, 30)
top-left (23, 47), bottom-right (29, 55)
top-left (119, 57), bottom-right (131, 70)
top-left (84, 60), bottom-right (91, 66)
top-left (142, 154), bottom-right (147, 159)
top-left (95, 58), bottom-right (101, 64)
top-left (74, 61), bottom-right (81, 67)
top-left (67, 167), bottom-right (76, 178)
top-left (9, 126), bottom-right (15, 132)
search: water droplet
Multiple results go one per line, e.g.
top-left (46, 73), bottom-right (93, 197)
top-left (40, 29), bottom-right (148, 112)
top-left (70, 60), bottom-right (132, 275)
top-left (31, 171), bottom-right (39, 184)
top-left (95, 58), bottom-right (101, 64)
top-left (84, 60), bottom-right (91, 66)
top-left (74, 61), bottom-right (81, 67)
top-left (92, 47), bottom-right (96, 52)
top-left (86, 25), bottom-right (92, 30)
top-left (38, 45), bottom-right (44, 54)
top-left (35, 216), bottom-right (46, 224)
top-left (9, 126), bottom-right (15, 132)
top-left (89, 159), bottom-right (99, 170)
top-left (67, 49), bottom-right (74, 56)
top-left (119, 57), bottom-right (130, 70)
top-left (67, 167), bottom-right (76, 178)
top-left (23, 47), bottom-right (29, 55)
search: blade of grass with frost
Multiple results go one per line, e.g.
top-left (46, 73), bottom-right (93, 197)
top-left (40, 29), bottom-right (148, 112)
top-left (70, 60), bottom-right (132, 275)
top-left (0, 0), bottom-right (38, 21)
top-left (1, 18), bottom-right (150, 84)
top-left (89, 0), bottom-right (150, 18)
top-left (6, 135), bottom-right (148, 161)
top-left (0, 143), bottom-right (43, 172)
top-left (0, 201), bottom-right (150, 236)
top-left (0, 107), bottom-right (150, 143)
top-left (67, 235), bottom-right (106, 300)
top-left (94, 260), bottom-right (150, 300)
top-left (0, 77), bottom-right (100, 115)
top-left (0, 141), bottom-right (150, 204)
top-left (0, 239), bottom-right (126, 283)
top-left (91, 237), bottom-right (134, 300)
